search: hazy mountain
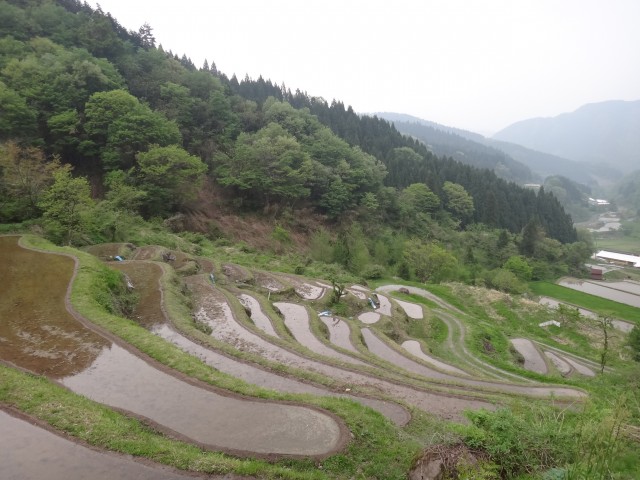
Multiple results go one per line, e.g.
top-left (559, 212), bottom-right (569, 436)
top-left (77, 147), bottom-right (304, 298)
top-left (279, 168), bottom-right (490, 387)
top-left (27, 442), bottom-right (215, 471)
top-left (376, 112), bottom-right (598, 185)
top-left (493, 100), bottom-right (640, 173)
top-left (376, 113), bottom-right (536, 183)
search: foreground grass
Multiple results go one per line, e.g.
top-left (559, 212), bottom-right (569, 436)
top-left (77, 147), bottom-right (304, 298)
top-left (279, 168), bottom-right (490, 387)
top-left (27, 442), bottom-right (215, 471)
top-left (530, 282), bottom-right (640, 323)
top-left (10, 235), bottom-right (431, 479)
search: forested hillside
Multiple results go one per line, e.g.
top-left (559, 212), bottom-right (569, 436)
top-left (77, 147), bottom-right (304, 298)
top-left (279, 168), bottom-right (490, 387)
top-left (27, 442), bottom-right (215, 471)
top-left (1, 0), bottom-right (587, 286)
top-left (376, 115), bottom-right (536, 183)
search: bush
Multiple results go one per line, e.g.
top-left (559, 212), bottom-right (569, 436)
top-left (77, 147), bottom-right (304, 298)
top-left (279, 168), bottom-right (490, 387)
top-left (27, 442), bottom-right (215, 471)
top-left (461, 406), bottom-right (574, 478)
top-left (484, 268), bottom-right (527, 294)
top-left (361, 264), bottom-right (386, 279)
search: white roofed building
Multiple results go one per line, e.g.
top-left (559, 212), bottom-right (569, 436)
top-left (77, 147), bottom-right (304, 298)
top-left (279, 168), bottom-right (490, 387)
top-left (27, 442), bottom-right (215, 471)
top-left (594, 250), bottom-right (640, 268)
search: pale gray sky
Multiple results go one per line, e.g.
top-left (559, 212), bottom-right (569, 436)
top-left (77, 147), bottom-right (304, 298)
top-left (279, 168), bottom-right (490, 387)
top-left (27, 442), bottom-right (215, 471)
top-left (91, 0), bottom-right (640, 135)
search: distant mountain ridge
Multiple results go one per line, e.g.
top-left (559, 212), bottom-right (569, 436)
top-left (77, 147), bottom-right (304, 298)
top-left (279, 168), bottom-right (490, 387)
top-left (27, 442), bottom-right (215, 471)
top-left (493, 100), bottom-right (640, 173)
top-left (375, 113), bottom-right (535, 183)
top-left (376, 112), bottom-right (596, 185)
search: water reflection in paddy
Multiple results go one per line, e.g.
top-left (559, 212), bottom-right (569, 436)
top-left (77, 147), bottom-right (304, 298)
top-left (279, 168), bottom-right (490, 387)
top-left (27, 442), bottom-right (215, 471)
top-left (558, 278), bottom-right (640, 309)
top-left (0, 237), bottom-right (344, 456)
top-left (0, 409), bottom-right (195, 480)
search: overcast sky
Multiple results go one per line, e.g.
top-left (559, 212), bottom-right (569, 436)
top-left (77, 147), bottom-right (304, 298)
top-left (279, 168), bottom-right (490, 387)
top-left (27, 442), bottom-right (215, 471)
top-left (90, 0), bottom-right (640, 135)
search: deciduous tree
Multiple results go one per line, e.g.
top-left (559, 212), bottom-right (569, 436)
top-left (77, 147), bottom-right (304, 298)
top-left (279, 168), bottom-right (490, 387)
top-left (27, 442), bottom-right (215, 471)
top-left (39, 164), bottom-right (93, 245)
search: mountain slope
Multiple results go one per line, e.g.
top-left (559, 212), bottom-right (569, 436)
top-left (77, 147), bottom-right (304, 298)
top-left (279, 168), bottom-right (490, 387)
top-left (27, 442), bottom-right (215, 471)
top-left (493, 100), bottom-right (640, 172)
top-left (378, 112), bottom-right (608, 186)
top-left (375, 113), bottom-right (535, 183)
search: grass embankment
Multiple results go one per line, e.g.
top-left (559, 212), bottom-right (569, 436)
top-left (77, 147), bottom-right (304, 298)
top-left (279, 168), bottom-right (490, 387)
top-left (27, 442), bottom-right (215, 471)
top-left (7, 235), bottom-right (436, 480)
top-left (530, 281), bottom-right (640, 323)
top-left (594, 235), bottom-right (640, 254)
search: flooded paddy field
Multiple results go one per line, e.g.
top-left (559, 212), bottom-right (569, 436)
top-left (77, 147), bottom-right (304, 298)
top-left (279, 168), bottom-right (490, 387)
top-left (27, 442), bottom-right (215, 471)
top-left (0, 237), bottom-right (346, 457)
top-left (0, 236), bottom-right (108, 378)
top-left (187, 275), bottom-right (494, 420)
top-left (274, 302), bottom-right (366, 366)
top-left (0, 409), bottom-right (201, 480)
top-left (558, 278), bottom-right (640, 308)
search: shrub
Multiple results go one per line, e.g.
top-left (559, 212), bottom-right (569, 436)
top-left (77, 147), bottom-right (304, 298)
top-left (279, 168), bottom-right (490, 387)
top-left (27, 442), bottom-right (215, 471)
top-left (361, 264), bottom-right (386, 279)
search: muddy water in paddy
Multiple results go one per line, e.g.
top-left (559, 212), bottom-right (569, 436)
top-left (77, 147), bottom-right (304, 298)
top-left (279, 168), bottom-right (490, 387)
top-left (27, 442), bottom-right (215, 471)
top-left (0, 409), bottom-right (200, 480)
top-left (61, 343), bottom-right (342, 455)
top-left (153, 323), bottom-right (409, 425)
top-left (0, 236), bottom-right (108, 378)
top-left (396, 300), bottom-right (424, 319)
top-left (0, 238), bottom-right (344, 456)
top-left (111, 261), bottom-right (165, 327)
top-left (509, 338), bottom-right (548, 374)
top-left (401, 340), bottom-right (468, 376)
top-left (544, 351), bottom-right (572, 376)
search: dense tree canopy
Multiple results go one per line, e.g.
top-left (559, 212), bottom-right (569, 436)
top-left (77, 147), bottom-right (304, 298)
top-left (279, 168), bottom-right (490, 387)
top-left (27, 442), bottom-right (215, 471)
top-left (0, 0), bottom-right (583, 281)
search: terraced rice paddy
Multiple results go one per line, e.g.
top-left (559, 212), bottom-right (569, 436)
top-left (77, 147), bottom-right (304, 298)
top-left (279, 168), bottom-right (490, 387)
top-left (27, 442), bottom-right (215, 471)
top-left (558, 278), bottom-right (640, 308)
top-left (0, 237), bottom-right (346, 458)
top-left (6, 237), bottom-right (620, 476)
top-left (0, 409), bottom-right (200, 480)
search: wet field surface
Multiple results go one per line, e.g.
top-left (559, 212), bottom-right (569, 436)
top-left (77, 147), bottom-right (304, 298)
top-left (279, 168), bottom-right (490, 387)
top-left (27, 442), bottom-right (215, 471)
top-left (558, 278), bottom-right (640, 308)
top-left (401, 340), bottom-right (468, 375)
top-left (539, 296), bottom-right (635, 332)
top-left (0, 236), bottom-right (108, 378)
top-left (358, 312), bottom-right (381, 324)
top-left (544, 351), bottom-right (572, 376)
top-left (60, 343), bottom-right (343, 455)
top-left (320, 317), bottom-right (360, 353)
top-left (111, 261), bottom-right (166, 328)
top-left (361, 302), bottom-right (584, 398)
top-left (185, 278), bottom-right (411, 425)
top-left (509, 338), bottom-right (548, 374)
top-left (396, 300), bottom-right (424, 319)
top-left (0, 409), bottom-right (201, 480)
top-left (274, 302), bottom-right (366, 366)
top-left (238, 294), bottom-right (279, 337)
top-left (0, 238), bottom-right (344, 457)
top-left (188, 277), bottom-right (496, 421)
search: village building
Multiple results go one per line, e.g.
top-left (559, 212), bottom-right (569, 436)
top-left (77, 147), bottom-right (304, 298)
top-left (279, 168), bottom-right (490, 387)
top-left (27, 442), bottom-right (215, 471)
top-left (593, 250), bottom-right (640, 268)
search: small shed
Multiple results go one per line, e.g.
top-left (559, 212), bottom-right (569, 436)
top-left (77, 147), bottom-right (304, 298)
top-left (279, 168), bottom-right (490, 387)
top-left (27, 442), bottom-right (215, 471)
top-left (590, 268), bottom-right (604, 280)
